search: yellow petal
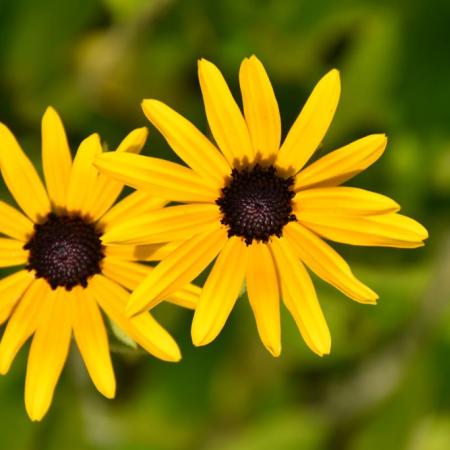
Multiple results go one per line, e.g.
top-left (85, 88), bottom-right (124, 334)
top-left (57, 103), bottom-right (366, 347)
top-left (0, 201), bottom-right (34, 241)
top-left (104, 241), bottom-right (179, 261)
top-left (89, 275), bottom-right (181, 362)
top-left (246, 242), bottom-right (281, 356)
top-left (41, 107), bottom-right (72, 209)
top-left (191, 237), bottom-right (247, 346)
top-left (239, 56), bottom-right (281, 159)
top-left (294, 134), bottom-right (387, 190)
top-left (25, 288), bottom-right (72, 421)
top-left (102, 203), bottom-right (221, 245)
top-left (298, 212), bottom-right (428, 248)
top-left (0, 238), bottom-right (29, 267)
top-left (277, 69), bottom-right (340, 174)
top-left (101, 257), bottom-right (149, 290)
top-left (95, 152), bottom-right (217, 203)
top-left (293, 187), bottom-right (400, 216)
top-left (0, 278), bottom-right (50, 374)
top-left (70, 287), bottom-right (115, 399)
top-left (127, 227), bottom-right (228, 316)
top-left (0, 123), bottom-right (51, 221)
top-left (284, 222), bottom-right (378, 304)
top-left (269, 237), bottom-right (331, 356)
top-left (87, 128), bottom-right (148, 221)
top-left (0, 270), bottom-right (35, 325)
top-left (100, 190), bottom-right (167, 232)
top-left (142, 100), bottom-right (229, 187)
top-left (66, 134), bottom-right (102, 215)
top-left (114, 127), bottom-right (147, 154)
top-left (102, 257), bottom-right (200, 309)
top-left (167, 283), bottom-right (201, 310)
top-left (198, 58), bottom-right (254, 164)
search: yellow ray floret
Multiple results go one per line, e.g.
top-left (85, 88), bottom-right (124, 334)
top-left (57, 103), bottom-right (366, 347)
top-left (94, 56), bottom-right (428, 358)
top-left (0, 108), bottom-right (201, 421)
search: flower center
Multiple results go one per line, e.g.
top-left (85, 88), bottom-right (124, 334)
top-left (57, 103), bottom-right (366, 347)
top-left (24, 213), bottom-right (104, 290)
top-left (216, 164), bottom-right (296, 245)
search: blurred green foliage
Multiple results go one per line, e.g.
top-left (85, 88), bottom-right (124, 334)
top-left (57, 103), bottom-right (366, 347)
top-left (0, 0), bottom-right (449, 449)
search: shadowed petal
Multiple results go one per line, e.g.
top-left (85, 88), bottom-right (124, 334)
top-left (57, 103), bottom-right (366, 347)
top-left (100, 190), bottom-right (167, 232)
top-left (102, 257), bottom-right (201, 309)
top-left (102, 203), bottom-right (221, 245)
top-left (104, 242), bottom-right (179, 262)
top-left (89, 275), bottom-right (181, 362)
top-left (126, 227), bottom-right (228, 316)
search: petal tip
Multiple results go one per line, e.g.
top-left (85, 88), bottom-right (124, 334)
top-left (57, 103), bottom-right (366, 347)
top-left (101, 385), bottom-right (116, 399)
top-left (191, 325), bottom-right (209, 347)
top-left (198, 58), bottom-right (215, 72)
top-left (324, 68), bottom-right (341, 89)
top-left (136, 126), bottom-right (148, 136)
top-left (0, 353), bottom-right (12, 375)
top-left (267, 345), bottom-right (282, 358)
top-left (141, 98), bottom-right (158, 110)
top-left (329, 68), bottom-right (340, 78)
top-left (420, 226), bottom-right (429, 241)
top-left (81, 132), bottom-right (101, 148)
top-left (167, 349), bottom-right (182, 363)
top-left (26, 404), bottom-right (47, 422)
top-left (43, 105), bottom-right (58, 117)
top-left (247, 54), bottom-right (260, 64)
top-left (377, 133), bottom-right (388, 149)
top-left (318, 347), bottom-right (331, 357)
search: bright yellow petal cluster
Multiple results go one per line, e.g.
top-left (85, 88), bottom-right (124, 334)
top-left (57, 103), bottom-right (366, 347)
top-left (0, 108), bottom-right (200, 421)
top-left (95, 56), bottom-right (428, 358)
top-left (0, 56), bottom-right (428, 422)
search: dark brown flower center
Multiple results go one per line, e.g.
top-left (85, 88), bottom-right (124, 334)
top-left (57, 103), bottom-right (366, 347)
top-left (216, 164), bottom-right (296, 245)
top-left (24, 213), bottom-right (104, 290)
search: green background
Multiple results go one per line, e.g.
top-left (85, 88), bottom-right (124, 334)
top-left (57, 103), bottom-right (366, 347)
top-left (0, 0), bottom-right (449, 449)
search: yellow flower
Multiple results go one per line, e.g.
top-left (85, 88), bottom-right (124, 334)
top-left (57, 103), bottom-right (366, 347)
top-left (95, 56), bottom-right (428, 358)
top-left (0, 107), bottom-right (199, 421)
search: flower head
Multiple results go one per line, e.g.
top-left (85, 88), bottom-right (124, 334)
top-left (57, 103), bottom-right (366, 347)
top-left (0, 107), bottom-right (199, 421)
top-left (95, 56), bottom-right (428, 358)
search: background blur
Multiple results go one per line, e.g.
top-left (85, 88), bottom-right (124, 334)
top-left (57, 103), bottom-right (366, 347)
top-left (0, 0), bottom-right (449, 449)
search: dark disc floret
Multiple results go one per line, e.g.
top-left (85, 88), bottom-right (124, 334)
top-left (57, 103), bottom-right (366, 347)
top-left (216, 164), bottom-right (297, 245)
top-left (24, 213), bottom-right (104, 290)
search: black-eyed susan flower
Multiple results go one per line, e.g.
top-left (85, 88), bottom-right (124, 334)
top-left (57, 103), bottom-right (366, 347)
top-left (95, 56), bottom-right (428, 358)
top-left (0, 107), bottom-right (200, 421)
